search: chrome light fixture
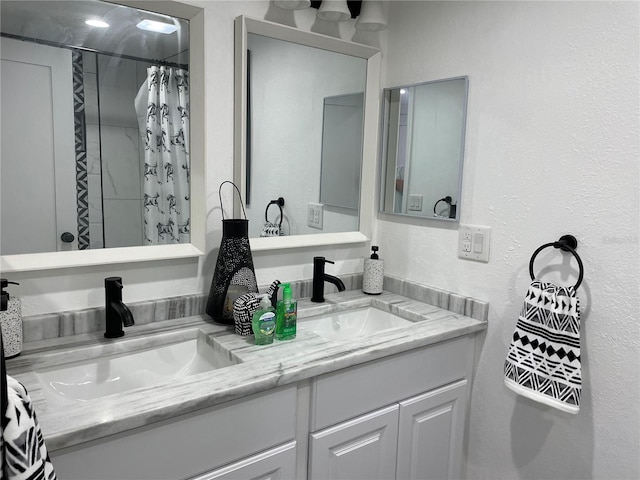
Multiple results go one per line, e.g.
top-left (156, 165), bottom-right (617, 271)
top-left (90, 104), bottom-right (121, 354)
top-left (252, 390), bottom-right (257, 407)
top-left (278, 0), bottom-right (387, 29)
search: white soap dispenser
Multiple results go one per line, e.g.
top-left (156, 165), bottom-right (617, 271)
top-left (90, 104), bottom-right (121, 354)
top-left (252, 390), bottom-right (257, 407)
top-left (363, 246), bottom-right (384, 295)
top-left (0, 279), bottom-right (22, 358)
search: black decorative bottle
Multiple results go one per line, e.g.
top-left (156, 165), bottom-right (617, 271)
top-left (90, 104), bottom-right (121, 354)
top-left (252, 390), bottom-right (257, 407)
top-left (206, 218), bottom-right (258, 324)
top-left (206, 182), bottom-right (258, 324)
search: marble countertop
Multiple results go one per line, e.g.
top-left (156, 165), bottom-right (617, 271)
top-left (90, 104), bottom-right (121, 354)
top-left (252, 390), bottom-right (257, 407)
top-left (7, 290), bottom-right (487, 452)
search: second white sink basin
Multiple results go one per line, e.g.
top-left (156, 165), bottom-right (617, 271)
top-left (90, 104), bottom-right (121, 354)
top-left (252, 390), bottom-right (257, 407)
top-left (35, 332), bottom-right (237, 405)
top-left (300, 307), bottom-right (413, 341)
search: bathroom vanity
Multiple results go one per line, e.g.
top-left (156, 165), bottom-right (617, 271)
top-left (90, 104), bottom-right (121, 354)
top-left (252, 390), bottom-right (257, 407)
top-left (7, 288), bottom-right (487, 480)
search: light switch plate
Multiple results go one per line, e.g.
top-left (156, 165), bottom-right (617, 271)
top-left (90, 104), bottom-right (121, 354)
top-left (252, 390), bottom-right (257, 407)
top-left (408, 194), bottom-right (423, 211)
top-left (458, 224), bottom-right (491, 262)
top-left (308, 202), bottom-right (323, 229)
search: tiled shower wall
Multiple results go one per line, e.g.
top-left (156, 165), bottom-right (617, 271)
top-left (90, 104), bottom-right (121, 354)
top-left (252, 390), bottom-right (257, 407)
top-left (82, 52), bottom-right (152, 248)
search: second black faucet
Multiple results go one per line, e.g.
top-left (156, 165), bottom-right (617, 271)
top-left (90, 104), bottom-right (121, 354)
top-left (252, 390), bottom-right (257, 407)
top-left (311, 257), bottom-right (346, 303)
top-left (104, 277), bottom-right (135, 338)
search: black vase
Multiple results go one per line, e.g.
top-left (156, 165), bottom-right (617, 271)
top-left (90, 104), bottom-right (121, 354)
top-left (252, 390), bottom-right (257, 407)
top-left (206, 219), bottom-right (258, 324)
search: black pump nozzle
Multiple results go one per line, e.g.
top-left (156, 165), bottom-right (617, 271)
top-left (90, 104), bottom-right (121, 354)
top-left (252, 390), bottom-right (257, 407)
top-left (1, 279), bottom-right (19, 312)
top-left (370, 246), bottom-right (379, 260)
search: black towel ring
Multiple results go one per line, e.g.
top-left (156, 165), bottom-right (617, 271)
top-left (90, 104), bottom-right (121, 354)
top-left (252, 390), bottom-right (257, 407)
top-left (265, 197), bottom-right (285, 227)
top-left (433, 196), bottom-right (457, 219)
top-left (529, 234), bottom-right (584, 290)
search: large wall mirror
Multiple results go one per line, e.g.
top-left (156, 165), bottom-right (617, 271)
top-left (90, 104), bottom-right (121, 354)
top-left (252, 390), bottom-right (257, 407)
top-left (234, 16), bottom-right (381, 250)
top-left (0, 0), bottom-right (204, 272)
top-left (379, 77), bottom-right (469, 221)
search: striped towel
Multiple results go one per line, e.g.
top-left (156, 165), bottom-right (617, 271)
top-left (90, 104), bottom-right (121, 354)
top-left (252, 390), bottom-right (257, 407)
top-left (504, 280), bottom-right (582, 413)
top-left (2, 375), bottom-right (57, 479)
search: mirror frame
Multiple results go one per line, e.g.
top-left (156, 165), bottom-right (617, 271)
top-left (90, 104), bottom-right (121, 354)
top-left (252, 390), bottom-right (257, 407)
top-left (0, 0), bottom-right (205, 273)
top-left (234, 16), bottom-right (381, 251)
top-left (378, 76), bottom-right (469, 222)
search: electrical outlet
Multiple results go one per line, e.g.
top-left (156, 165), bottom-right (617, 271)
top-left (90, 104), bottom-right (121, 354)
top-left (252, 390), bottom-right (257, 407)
top-left (308, 202), bottom-right (324, 230)
top-left (458, 224), bottom-right (491, 262)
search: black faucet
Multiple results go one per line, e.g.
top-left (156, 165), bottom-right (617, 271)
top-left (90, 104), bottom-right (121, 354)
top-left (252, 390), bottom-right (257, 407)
top-left (104, 277), bottom-right (135, 338)
top-left (311, 256), bottom-right (346, 303)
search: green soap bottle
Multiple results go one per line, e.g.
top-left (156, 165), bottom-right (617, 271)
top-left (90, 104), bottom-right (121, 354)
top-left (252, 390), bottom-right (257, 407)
top-left (276, 283), bottom-right (297, 341)
top-left (252, 295), bottom-right (276, 345)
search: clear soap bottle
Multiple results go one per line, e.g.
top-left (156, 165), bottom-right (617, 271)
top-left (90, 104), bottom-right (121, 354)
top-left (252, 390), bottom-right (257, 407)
top-left (276, 283), bottom-right (297, 341)
top-left (252, 294), bottom-right (276, 345)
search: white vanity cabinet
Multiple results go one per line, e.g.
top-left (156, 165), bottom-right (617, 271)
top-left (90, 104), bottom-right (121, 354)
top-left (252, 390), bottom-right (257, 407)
top-left (48, 335), bottom-right (476, 480)
top-left (50, 386), bottom-right (298, 480)
top-left (395, 380), bottom-right (468, 480)
top-left (307, 336), bottom-right (474, 480)
top-left (309, 404), bottom-right (400, 480)
top-left (187, 441), bottom-right (297, 480)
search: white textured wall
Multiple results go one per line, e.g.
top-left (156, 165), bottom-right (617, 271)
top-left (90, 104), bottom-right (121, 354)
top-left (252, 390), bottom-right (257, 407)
top-left (380, 2), bottom-right (639, 479)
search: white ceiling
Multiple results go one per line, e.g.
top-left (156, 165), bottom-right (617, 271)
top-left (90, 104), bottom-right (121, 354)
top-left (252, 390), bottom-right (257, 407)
top-left (1, 0), bottom-right (189, 64)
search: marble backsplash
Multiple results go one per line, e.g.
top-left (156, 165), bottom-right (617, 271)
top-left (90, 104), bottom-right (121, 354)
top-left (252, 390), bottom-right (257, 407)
top-left (383, 275), bottom-right (489, 323)
top-left (21, 274), bottom-right (488, 343)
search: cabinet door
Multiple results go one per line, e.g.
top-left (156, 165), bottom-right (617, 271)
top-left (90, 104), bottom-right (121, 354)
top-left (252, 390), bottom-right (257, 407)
top-left (308, 404), bottom-right (399, 480)
top-left (188, 441), bottom-right (296, 480)
top-left (51, 387), bottom-right (297, 480)
top-left (396, 380), bottom-right (468, 480)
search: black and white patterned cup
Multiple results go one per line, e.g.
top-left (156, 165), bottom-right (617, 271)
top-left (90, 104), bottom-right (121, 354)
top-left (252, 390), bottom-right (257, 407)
top-left (1, 298), bottom-right (22, 358)
top-left (363, 258), bottom-right (384, 295)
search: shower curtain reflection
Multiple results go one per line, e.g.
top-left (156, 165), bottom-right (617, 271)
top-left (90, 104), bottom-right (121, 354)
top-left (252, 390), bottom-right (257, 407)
top-left (135, 66), bottom-right (190, 245)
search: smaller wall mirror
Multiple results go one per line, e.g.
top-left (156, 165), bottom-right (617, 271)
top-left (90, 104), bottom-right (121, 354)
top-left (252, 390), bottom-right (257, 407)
top-left (379, 76), bottom-right (468, 221)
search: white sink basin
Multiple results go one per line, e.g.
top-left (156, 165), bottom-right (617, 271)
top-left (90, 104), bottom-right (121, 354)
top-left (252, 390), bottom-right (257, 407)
top-left (300, 307), bottom-right (413, 341)
top-left (35, 333), bottom-right (237, 405)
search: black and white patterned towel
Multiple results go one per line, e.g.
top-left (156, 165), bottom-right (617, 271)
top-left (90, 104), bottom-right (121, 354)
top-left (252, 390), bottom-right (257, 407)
top-left (504, 280), bottom-right (582, 413)
top-left (2, 375), bottom-right (57, 479)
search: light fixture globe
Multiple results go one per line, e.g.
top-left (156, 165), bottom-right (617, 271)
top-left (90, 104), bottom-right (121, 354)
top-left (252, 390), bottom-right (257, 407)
top-left (355, 0), bottom-right (387, 31)
top-left (274, 0), bottom-right (311, 9)
top-left (85, 18), bottom-right (109, 28)
top-left (136, 19), bottom-right (178, 34)
top-left (317, 0), bottom-right (351, 22)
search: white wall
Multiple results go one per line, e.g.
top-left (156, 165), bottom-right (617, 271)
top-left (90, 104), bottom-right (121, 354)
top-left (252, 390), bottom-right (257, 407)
top-left (380, 2), bottom-right (639, 479)
top-left (9, 1), bottom-right (378, 317)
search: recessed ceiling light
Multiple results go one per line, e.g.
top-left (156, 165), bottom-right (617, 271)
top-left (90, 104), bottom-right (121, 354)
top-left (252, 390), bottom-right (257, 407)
top-left (136, 19), bottom-right (178, 34)
top-left (85, 19), bottom-right (109, 28)
top-left (400, 89), bottom-right (406, 95)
